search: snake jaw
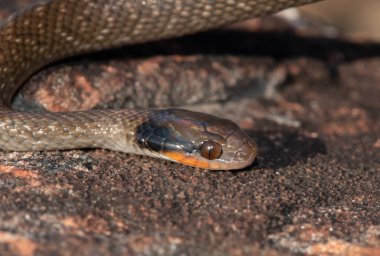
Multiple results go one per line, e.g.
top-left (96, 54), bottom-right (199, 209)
top-left (161, 151), bottom-right (213, 169)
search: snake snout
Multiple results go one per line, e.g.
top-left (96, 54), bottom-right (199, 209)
top-left (222, 129), bottom-right (257, 170)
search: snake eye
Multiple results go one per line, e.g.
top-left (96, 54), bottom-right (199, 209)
top-left (200, 140), bottom-right (222, 160)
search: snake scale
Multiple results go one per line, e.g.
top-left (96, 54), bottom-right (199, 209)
top-left (0, 0), bottom-right (320, 170)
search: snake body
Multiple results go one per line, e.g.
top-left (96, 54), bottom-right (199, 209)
top-left (0, 0), bottom-right (319, 170)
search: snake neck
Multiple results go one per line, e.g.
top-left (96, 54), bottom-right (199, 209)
top-left (0, 109), bottom-right (152, 152)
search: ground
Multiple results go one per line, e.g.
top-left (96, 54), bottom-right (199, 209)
top-left (0, 1), bottom-right (379, 256)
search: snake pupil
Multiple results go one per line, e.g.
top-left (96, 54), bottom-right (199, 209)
top-left (200, 140), bottom-right (222, 160)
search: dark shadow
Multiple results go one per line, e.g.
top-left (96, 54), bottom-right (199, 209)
top-left (79, 29), bottom-right (380, 64)
top-left (243, 129), bottom-right (327, 169)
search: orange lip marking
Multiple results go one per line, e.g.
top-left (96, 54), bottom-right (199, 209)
top-left (163, 151), bottom-right (210, 169)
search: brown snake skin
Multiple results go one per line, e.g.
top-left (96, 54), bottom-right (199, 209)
top-left (0, 0), bottom-right (320, 170)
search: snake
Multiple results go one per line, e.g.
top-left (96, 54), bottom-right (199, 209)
top-left (0, 0), bottom-right (320, 170)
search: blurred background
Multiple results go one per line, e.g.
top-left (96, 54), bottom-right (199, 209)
top-left (299, 0), bottom-right (380, 41)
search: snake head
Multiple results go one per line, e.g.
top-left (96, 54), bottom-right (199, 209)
top-left (136, 109), bottom-right (258, 170)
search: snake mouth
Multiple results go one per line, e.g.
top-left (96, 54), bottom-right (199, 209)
top-left (160, 134), bottom-right (258, 170)
top-left (162, 151), bottom-right (257, 170)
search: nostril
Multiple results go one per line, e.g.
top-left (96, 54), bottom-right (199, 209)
top-left (235, 149), bottom-right (248, 161)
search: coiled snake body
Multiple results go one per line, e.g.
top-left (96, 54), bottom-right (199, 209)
top-left (0, 0), bottom-right (319, 170)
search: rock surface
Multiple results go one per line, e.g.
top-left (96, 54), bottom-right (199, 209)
top-left (0, 1), bottom-right (379, 255)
